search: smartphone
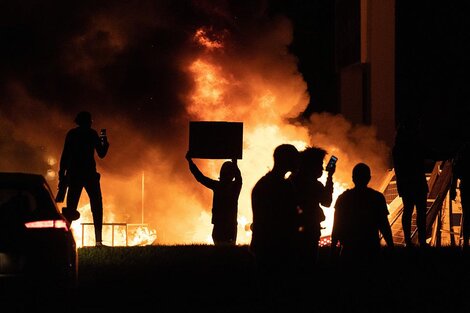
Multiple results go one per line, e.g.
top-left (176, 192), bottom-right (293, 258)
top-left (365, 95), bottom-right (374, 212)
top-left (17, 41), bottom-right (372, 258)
top-left (326, 155), bottom-right (338, 172)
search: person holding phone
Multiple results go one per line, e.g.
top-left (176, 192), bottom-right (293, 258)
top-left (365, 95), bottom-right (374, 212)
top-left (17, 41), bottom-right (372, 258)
top-left (58, 111), bottom-right (109, 247)
top-left (290, 146), bottom-right (335, 275)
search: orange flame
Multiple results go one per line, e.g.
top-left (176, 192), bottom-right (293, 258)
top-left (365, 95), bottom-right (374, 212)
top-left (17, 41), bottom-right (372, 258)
top-left (194, 27), bottom-right (225, 50)
top-left (38, 22), bottom-right (387, 248)
top-left (184, 28), bottom-right (351, 245)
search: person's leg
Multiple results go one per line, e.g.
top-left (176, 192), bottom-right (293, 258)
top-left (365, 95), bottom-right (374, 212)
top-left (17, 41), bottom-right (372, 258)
top-left (64, 179), bottom-right (83, 223)
top-left (212, 223), bottom-right (224, 245)
top-left (415, 192), bottom-right (428, 247)
top-left (85, 173), bottom-right (103, 245)
top-left (401, 197), bottom-right (414, 246)
top-left (228, 221), bottom-right (237, 245)
top-left (212, 221), bottom-right (237, 245)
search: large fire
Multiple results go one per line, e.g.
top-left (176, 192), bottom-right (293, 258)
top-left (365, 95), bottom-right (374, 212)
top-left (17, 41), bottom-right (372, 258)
top-left (2, 14), bottom-right (389, 247)
top-left (179, 26), bottom-right (389, 245)
top-left (62, 23), bottom-right (388, 247)
top-left (183, 27), bottom-right (348, 245)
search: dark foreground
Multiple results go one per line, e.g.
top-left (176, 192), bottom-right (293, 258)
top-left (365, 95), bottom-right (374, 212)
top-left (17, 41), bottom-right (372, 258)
top-left (4, 245), bottom-right (470, 312)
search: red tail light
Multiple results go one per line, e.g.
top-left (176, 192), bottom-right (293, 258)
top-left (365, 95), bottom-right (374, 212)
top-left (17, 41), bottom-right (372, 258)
top-left (25, 220), bottom-right (69, 231)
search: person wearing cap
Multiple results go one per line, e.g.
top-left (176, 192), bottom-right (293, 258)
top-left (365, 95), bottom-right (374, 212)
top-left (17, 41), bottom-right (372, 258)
top-left (58, 111), bottom-right (109, 247)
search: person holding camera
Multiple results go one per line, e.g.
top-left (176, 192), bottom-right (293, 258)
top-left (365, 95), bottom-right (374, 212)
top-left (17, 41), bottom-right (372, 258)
top-left (57, 111), bottom-right (109, 247)
top-left (290, 146), bottom-right (335, 274)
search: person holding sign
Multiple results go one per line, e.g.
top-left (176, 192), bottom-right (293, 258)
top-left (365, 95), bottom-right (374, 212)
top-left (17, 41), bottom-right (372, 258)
top-left (186, 151), bottom-right (242, 245)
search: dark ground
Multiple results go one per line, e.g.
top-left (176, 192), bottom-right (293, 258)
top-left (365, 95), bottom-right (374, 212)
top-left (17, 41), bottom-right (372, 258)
top-left (4, 245), bottom-right (470, 312)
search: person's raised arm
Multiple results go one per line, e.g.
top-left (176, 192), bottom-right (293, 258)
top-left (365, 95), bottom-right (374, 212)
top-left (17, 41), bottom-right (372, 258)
top-left (321, 165), bottom-right (335, 207)
top-left (186, 151), bottom-right (217, 189)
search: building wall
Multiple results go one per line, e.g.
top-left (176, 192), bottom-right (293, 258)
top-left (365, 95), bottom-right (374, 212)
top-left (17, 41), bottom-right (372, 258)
top-left (367, 0), bottom-right (395, 149)
top-left (337, 0), bottom-right (395, 149)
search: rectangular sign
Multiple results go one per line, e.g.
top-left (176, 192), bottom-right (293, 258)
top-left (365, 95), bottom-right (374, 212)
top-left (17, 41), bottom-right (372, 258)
top-left (189, 121), bottom-right (243, 159)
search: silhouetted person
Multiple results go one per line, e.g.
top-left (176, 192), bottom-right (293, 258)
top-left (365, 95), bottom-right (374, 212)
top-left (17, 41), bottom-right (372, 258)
top-left (250, 144), bottom-right (299, 301)
top-left (186, 151), bottom-right (242, 245)
top-left (58, 111), bottom-right (109, 247)
top-left (450, 141), bottom-right (470, 249)
top-left (290, 146), bottom-right (334, 273)
top-left (392, 119), bottom-right (429, 247)
top-left (331, 163), bottom-right (394, 262)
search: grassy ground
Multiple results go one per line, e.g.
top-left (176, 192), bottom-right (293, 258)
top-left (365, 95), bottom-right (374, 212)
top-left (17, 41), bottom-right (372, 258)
top-left (71, 245), bottom-right (470, 313)
top-left (76, 244), bottom-right (259, 313)
top-left (6, 245), bottom-right (469, 312)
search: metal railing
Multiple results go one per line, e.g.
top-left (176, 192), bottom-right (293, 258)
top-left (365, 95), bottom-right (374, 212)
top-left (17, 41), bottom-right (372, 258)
top-left (80, 222), bottom-right (128, 247)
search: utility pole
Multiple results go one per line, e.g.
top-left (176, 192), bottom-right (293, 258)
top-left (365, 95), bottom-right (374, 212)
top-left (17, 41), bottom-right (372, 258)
top-left (141, 171), bottom-right (145, 225)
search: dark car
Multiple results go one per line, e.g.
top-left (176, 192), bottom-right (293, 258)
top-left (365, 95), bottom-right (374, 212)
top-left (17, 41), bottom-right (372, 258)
top-left (0, 172), bottom-right (77, 293)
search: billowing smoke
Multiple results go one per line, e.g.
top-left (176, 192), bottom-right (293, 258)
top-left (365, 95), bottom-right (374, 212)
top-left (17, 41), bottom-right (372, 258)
top-left (0, 0), bottom-right (390, 245)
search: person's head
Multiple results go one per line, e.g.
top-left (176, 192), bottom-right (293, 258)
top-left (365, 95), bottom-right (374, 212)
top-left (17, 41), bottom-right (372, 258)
top-left (219, 161), bottom-right (237, 182)
top-left (74, 111), bottom-right (92, 127)
top-left (298, 146), bottom-right (327, 179)
top-left (273, 144), bottom-right (299, 174)
top-left (352, 163), bottom-right (371, 188)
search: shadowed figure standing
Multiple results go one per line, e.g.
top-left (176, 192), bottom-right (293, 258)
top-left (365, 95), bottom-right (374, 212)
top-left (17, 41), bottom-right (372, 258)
top-left (330, 164), bottom-right (394, 311)
top-left (58, 111), bottom-right (109, 247)
top-left (450, 141), bottom-right (470, 249)
top-left (250, 144), bottom-right (299, 303)
top-left (331, 163), bottom-right (394, 262)
top-left (186, 151), bottom-right (242, 245)
top-left (392, 119), bottom-right (429, 247)
top-left (290, 146), bottom-right (334, 274)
